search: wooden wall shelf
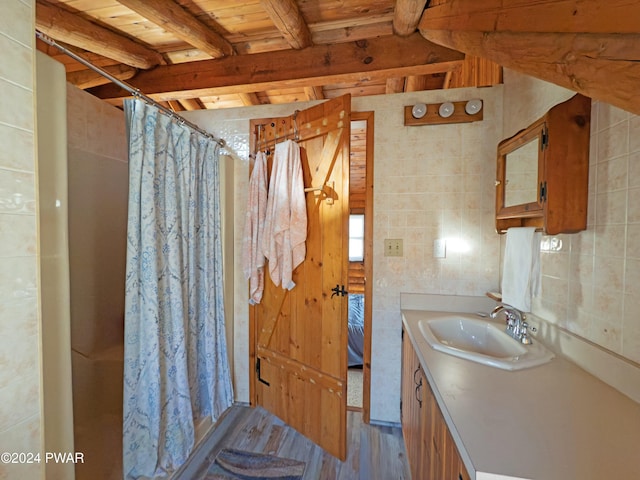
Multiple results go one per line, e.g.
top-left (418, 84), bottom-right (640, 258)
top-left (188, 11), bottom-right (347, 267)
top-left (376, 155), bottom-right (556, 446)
top-left (403, 100), bottom-right (483, 126)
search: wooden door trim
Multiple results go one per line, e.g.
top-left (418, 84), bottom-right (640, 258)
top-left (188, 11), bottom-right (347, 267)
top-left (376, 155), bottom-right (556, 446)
top-left (257, 347), bottom-right (344, 394)
top-left (352, 110), bottom-right (374, 424)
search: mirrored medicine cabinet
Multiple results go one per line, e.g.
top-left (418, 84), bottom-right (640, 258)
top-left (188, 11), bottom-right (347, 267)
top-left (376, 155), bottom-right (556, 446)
top-left (495, 94), bottom-right (591, 234)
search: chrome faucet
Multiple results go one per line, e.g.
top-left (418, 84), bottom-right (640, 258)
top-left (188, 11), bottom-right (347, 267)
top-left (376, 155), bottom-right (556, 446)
top-left (490, 304), bottom-right (534, 345)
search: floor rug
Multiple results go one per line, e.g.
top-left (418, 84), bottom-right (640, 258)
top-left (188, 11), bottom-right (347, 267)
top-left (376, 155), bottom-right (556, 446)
top-left (208, 448), bottom-right (305, 480)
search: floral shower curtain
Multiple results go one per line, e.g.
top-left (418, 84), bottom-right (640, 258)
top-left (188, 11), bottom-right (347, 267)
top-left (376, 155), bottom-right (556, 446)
top-left (122, 99), bottom-right (233, 479)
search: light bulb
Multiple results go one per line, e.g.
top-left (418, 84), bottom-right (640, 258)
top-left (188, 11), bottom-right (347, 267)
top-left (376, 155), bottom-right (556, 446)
top-left (438, 102), bottom-right (454, 118)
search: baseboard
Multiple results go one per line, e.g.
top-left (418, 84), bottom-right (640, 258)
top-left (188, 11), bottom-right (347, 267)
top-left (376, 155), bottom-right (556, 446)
top-left (171, 405), bottom-right (239, 480)
top-left (368, 419), bottom-right (401, 429)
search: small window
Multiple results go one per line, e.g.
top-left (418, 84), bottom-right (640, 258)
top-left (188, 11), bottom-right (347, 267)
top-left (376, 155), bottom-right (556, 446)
top-left (349, 214), bottom-right (365, 261)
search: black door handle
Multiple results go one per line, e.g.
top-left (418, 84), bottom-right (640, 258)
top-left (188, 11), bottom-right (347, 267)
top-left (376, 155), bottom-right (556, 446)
top-left (331, 284), bottom-right (348, 298)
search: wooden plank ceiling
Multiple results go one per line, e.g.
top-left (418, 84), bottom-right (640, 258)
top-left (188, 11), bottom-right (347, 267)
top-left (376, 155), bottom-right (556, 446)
top-left (35, 0), bottom-right (637, 114)
top-left (35, 0), bottom-right (501, 110)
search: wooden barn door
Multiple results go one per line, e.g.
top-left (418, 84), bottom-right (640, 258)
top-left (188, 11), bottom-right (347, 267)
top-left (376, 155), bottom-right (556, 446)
top-left (249, 95), bottom-right (351, 460)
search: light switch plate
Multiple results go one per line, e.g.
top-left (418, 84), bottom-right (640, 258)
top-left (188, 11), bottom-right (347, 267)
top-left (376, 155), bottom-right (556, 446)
top-left (433, 239), bottom-right (446, 258)
top-left (384, 239), bottom-right (403, 257)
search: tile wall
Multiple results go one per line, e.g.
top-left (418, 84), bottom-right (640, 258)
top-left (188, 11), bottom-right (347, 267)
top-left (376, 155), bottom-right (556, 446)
top-left (185, 75), bottom-right (640, 421)
top-left (0, 1), bottom-right (44, 478)
top-left (363, 89), bottom-right (503, 422)
top-left (503, 70), bottom-right (640, 366)
top-left (185, 86), bottom-right (504, 423)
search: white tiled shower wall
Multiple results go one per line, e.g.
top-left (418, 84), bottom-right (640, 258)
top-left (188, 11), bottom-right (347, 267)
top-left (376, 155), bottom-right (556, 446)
top-left (0, 0), bottom-right (43, 478)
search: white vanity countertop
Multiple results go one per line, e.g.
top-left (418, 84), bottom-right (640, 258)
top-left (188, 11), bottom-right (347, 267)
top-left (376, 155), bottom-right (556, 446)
top-left (402, 309), bottom-right (640, 480)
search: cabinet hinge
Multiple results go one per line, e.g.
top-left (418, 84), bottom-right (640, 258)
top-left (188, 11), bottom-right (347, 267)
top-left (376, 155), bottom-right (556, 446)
top-left (539, 181), bottom-right (547, 203)
top-left (541, 127), bottom-right (549, 151)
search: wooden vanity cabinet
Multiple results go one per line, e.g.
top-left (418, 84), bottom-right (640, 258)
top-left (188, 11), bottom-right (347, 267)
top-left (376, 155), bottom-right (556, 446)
top-left (402, 330), bottom-right (471, 480)
top-left (495, 93), bottom-right (591, 234)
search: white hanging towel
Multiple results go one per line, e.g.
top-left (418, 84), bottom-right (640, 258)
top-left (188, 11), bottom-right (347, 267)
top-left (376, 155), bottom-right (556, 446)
top-left (263, 140), bottom-right (307, 290)
top-left (501, 227), bottom-right (541, 312)
top-left (242, 151), bottom-right (268, 304)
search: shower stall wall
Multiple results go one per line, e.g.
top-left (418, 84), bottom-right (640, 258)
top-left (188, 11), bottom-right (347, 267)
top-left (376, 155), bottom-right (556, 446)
top-left (38, 49), bottom-right (127, 480)
top-left (66, 83), bottom-right (129, 480)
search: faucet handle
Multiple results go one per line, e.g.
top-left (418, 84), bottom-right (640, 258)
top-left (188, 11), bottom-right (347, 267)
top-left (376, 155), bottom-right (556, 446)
top-left (520, 321), bottom-right (535, 345)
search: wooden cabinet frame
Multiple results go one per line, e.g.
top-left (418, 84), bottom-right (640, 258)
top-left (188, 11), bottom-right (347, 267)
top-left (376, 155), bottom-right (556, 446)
top-left (495, 94), bottom-right (591, 234)
top-left (402, 330), bottom-right (471, 480)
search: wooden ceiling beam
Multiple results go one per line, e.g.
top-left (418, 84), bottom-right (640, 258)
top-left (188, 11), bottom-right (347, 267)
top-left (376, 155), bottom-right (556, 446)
top-left (177, 98), bottom-right (205, 111)
top-left (419, 0), bottom-right (640, 113)
top-left (405, 75), bottom-right (429, 92)
top-left (420, 0), bottom-right (640, 34)
top-left (385, 77), bottom-right (406, 94)
top-left (443, 70), bottom-right (454, 89)
top-left (88, 34), bottom-right (464, 103)
top-left (393, 0), bottom-right (429, 36)
top-left (423, 29), bottom-right (640, 114)
top-left (304, 86), bottom-right (325, 101)
top-left (66, 65), bottom-right (138, 89)
top-left (116, 0), bottom-right (235, 58)
top-left (36, 0), bottom-right (163, 69)
top-left (260, 0), bottom-right (313, 49)
top-left (167, 100), bottom-right (186, 112)
top-left (238, 92), bottom-right (262, 106)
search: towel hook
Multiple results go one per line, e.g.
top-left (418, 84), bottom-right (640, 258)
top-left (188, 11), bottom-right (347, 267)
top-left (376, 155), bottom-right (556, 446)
top-left (253, 124), bottom-right (262, 157)
top-left (293, 110), bottom-right (300, 142)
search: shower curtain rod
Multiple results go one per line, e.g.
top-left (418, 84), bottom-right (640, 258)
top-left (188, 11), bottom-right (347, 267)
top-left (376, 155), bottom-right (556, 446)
top-left (36, 30), bottom-right (227, 148)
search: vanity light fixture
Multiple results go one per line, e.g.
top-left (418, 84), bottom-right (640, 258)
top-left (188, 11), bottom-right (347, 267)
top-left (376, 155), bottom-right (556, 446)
top-left (465, 99), bottom-right (483, 115)
top-left (438, 102), bottom-right (455, 118)
top-left (404, 100), bottom-right (484, 126)
top-left (411, 103), bottom-right (427, 119)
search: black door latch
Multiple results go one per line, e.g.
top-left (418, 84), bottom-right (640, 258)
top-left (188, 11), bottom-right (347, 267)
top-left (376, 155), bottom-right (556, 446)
top-left (331, 284), bottom-right (348, 297)
top-left (256, 358), bottom-right (270, 386)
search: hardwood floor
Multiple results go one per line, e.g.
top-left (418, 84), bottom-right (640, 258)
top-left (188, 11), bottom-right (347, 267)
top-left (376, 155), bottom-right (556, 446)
top-left (175, 405), bottom-right (410, 480)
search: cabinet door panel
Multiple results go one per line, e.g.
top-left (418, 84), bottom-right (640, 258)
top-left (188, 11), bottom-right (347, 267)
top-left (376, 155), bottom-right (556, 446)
top-left (401, 332), bottom-right (422, 480)
top-left (402, 332), bottom-right (473, 480)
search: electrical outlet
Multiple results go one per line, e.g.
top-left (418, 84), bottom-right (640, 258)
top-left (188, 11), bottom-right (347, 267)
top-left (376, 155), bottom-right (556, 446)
top-left (433, 238), bottom-right (446, 258)
top-left (384, 239), bottom-right (403, 257)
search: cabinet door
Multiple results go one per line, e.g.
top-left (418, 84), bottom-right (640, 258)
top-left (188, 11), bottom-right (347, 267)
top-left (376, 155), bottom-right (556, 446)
top-left (402, 333), bottom-right (472, 480)
top-left (423, 369), bottom-right (471, 480)
top-left (401, 332), bottom-right (423, 480)
top-left (430, 391), bottom-right (447, 479)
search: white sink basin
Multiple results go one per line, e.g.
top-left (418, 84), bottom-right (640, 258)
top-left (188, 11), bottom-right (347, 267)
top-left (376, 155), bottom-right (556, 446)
top-left (418, 314), bottom-right (554, 371)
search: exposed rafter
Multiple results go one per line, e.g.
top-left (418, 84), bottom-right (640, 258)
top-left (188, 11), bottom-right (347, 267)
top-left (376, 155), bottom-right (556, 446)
top-left (35, 0), bottom-right (163, 69)
top-left (419, 0), bottom-right (640, 113)
top-left (115, 0), bottom-right (235, 58)
top-left (393, 0), bottom-right (429, 36)
top-left (259, 0), bottom-right (317, 102)
top-left (238, 92), bottom-right (262, 106)
top-left (66, 64), bottom-right (138, 89)
top-left (260, 0), bottom-right (313, 49)
top-left (178, 98), bottom-right (206, 111)
top-left (304, 86), bottom-right (325, 101)
top-left (405, 75), bottom-right (429, 92)
top-left (88, 34), bottom-right (464, 103)
top-left (35, 1), bottom-right (507, 111)
top-left (419, 0), bottom-right (640, 34)
top-left (385, 77), bottom-right (406, 94)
